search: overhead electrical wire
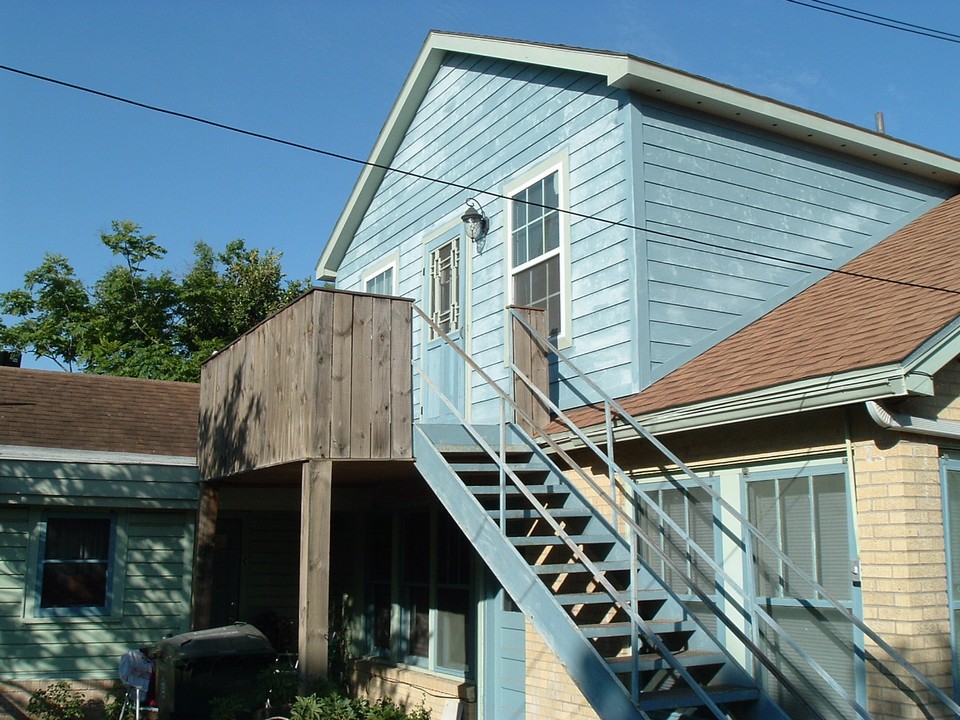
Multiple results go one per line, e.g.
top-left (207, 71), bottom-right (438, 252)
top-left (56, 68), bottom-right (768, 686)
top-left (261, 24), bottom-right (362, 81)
top-left (784, 0), bottom-right (960, 44)
top-left (2, 62), bottom-right (960, 298)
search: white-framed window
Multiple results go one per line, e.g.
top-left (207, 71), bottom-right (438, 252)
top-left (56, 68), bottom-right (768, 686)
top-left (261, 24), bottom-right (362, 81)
top-left (363, 253), bottom-right (398, 296)
top-left (363, 508), bottom-right (474, 677)
top-left (506, 154), bottom-right (571, 345)
top-left (35, 513), bottom-right (116, 617)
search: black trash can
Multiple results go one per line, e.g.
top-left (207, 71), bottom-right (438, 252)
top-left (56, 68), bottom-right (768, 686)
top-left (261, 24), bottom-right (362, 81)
top-left (155, 623), bottom-right (277, 719)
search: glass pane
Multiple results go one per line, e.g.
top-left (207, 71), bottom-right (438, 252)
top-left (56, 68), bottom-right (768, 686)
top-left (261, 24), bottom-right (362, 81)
top-left (46, 518), bottom-right (110, 561)
top-left (370, 581), bottom-right (392, 654)
top-left (41, 563), bottom-right (107, 608)
top-left (813, 474), bottom-right (850, 601)
top-left (544, 209), bottom-right (559, 252)
top-left (437, 514), bottom-right (470, 585)
top-left (748, 480), bottom-right (781, 598)
top-left (688, 487), bottom-right (716, 589)
top-left (780, 477), bottom-right (815, 597)
top-left (366, 267), bottom-right (393, 295)
top-left (437, 587), bottom-right (469, 671)
top-left (406, 584), bottom-right (430, 660)
top-left (949, 470), bottom-right (960, 596)
top-left (400, 512), bottom-right (430, 583)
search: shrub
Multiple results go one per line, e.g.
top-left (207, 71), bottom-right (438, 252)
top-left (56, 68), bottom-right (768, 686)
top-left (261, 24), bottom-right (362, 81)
top-left (26, 681), bottom-right (86, 720)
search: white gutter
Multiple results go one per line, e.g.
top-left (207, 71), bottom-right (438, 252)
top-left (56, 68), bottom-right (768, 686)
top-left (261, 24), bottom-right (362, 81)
top-left (865, 401), bottom-right (960, 442)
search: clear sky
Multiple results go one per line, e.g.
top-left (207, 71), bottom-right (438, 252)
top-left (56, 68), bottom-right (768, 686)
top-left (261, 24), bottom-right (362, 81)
top-left (2, 1), bottom-right (958, 369)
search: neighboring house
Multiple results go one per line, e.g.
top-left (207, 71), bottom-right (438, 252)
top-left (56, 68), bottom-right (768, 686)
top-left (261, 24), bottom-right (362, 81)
top-left (0, 367), bottom-right (199, 716)
top-left (195, 32), bottom-right (960, 720)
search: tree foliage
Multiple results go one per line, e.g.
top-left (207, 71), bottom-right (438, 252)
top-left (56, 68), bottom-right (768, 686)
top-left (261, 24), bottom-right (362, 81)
top-left (0, 220), bottom-right (310, 382)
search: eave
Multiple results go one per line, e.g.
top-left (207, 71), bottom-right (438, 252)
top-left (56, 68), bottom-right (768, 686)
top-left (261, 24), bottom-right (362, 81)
top-left (552, 315), bottom-right (960, 451)
top-left (315, 31), bottom-right (960, 281)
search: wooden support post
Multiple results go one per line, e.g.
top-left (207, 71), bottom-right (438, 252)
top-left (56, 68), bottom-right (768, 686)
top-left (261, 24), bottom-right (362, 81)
top-left (191, 482), bottom-right (219, 630)
top-left (299, 459), bottom-right (332, 690)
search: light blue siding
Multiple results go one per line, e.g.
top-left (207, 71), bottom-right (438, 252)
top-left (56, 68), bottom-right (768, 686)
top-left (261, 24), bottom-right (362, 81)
top-left (639, 100), bottom-right (950, 378)
top-left (333, 53), bottom-right (952, 417)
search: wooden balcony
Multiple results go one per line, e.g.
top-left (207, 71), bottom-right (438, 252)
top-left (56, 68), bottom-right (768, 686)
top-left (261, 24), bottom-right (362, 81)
top-left (198, 287), bottom-right (413, 482)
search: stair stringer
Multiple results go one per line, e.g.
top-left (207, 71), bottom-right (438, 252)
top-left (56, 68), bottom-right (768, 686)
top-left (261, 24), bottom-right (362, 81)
top-left (413, 424), bottom-right (650, 720)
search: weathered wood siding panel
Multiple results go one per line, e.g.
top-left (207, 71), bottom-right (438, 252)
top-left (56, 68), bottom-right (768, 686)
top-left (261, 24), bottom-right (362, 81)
top-left (639, 100), bottom-right (951, 378)
top-left (1, 508), bottom-right (192, 680)
top-left (199, 289), bottom-right (413, 479)
top-left (335, 54), bottom-right (633, 420)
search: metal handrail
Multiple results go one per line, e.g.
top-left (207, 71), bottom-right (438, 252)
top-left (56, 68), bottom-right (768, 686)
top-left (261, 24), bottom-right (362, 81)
top-left (411, 305), bottom-right (840, 718)
top-left (411, 305), bottom-right (725, 718)
top-left (509, 307), bottom-right (960, 719)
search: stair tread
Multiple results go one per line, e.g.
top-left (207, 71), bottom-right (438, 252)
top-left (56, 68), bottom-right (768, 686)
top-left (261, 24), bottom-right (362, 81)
top-left (468, 483), bottom-right (567, 495)
top-left (533, 559), bottom-right (632, 574)
top-left (449, 462), bottom-right (550, 473)
top-left (556, 590), bottom-right (667, 605)
top-left (637, 683), bottom-right (760, 711)
top-left (606, 649), bottom-right (727, 673)
top-left (581, 619), bottom-right (694, 638)
top-left (510, 533), bottom-right (614, 546)
top-left (493, 507), bottom-right (592, 519)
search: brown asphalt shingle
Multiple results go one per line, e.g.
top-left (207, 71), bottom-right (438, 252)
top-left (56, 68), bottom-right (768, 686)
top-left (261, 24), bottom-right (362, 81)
top-left (565, 193), bottom-right (960, 428)
top-left (0, 367), bottom-right (199, 457)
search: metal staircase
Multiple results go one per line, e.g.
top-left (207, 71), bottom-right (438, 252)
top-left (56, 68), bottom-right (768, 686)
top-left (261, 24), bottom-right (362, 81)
top-left (414, 422), bottom-right (782, 720)
top-left (409, 303), bottom-right (960, 719)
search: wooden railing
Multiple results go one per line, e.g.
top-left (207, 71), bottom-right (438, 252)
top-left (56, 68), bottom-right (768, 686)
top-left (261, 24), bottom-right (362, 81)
top-left (198, 288), bottom-right (413, 481)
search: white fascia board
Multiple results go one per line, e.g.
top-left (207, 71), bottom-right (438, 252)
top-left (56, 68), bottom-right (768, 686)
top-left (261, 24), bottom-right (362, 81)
top-left (0, 444), bottom-right (197, 467)
top-left (608, 57), bottom-right (960, 184)
top-left (903, 316), bottom-right (960, 383)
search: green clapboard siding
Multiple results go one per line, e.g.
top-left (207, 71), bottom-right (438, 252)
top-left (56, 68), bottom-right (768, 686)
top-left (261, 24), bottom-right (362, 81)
top-left (2, 508), bottom-right (193, 680)
top-left (0, 459), bottom-right (198, 507)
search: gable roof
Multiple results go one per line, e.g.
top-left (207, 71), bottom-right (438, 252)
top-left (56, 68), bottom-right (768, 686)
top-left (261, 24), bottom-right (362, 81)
top-left (316, 31), bottom-right (960, 281)
top-left (0, 367), bottom-right (199, 458)
top-left (563, 193), bottom-right (960, 436)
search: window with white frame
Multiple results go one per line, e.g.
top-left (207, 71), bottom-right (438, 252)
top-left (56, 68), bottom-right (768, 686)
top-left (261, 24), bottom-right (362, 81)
top-left (509, 165), bottom-right (566, 339)
top-left (37, 514), bottom-right (115, 616)
top-left (744, 465), bottom-right (860, 718)
top-left (942, 459), bottom-right (960, 699)
top-left (364, 508), bottom-right (474, 676)
top-left (364, 257), bottom-right (397, 296)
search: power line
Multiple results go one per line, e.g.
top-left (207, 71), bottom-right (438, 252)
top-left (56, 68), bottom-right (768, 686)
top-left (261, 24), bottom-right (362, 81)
top-left (2, 62), bottom-right (960, 299)
top-left (785, 0), bottom-right (960, 44)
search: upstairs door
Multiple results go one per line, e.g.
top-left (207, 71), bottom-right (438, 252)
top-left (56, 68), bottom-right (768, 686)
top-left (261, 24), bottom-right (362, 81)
top-left (421, 233), bottom-right (467, 422)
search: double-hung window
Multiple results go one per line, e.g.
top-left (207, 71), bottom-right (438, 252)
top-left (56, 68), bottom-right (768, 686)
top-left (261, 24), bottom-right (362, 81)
top-left (508, 163), bottom-right (568, 342)
top-left (364, 508), bottom-right (474, 677)
top-left (37, 515), bottom-right (115, 616)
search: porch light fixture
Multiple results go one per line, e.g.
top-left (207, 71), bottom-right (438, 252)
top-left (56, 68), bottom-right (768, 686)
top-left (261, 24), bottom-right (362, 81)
top-left (461, 198), bottom-right (488, 244)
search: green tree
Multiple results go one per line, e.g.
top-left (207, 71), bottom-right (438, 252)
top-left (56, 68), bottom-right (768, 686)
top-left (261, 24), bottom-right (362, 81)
top-left (0, 220), bottom-right (310, 382)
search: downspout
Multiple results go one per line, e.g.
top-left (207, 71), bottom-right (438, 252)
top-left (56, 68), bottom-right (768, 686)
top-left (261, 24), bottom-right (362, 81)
top-left (865, 400), bottom-right (960, 441)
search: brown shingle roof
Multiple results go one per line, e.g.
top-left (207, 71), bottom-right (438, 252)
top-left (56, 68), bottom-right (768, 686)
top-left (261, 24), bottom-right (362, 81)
top-left (565, 193), bottom-right (960, 428)
top-left (0, 367), bottom-right (199, 457)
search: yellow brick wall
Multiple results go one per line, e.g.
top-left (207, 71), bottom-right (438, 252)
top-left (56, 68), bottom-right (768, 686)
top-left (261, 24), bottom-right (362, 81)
top-left (348, 660), bottom-right (476, 720)
top-left (851, 418), bottom-right (954, 718)
top-left (524, 624), bottom-right (600, 720)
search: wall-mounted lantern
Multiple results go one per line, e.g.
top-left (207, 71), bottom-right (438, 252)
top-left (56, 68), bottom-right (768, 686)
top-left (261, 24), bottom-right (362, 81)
top-left (461, 198), bottom-right (488, 245)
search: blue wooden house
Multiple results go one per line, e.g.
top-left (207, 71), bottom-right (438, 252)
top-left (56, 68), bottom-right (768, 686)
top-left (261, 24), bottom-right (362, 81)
top-left (196, 33), bottom-right (960, 720)
top-left (0, 368), bottom-right (198, 715)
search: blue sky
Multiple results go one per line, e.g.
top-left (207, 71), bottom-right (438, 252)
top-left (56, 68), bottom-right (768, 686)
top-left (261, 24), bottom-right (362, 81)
top-left (2, 1), bottom-right (958, 369)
